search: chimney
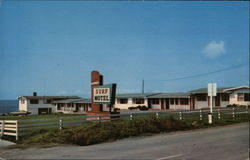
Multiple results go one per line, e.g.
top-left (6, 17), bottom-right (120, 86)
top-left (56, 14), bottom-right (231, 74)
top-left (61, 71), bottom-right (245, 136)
top-left (33, 92), bottom-right (37, 96)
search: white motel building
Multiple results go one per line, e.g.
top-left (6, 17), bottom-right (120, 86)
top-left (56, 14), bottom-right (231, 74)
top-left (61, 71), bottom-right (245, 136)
top-left (18, 86), bottom-right (249, 115)
top-left (18, 92), bottom-right (91, 115)
top-left (115, 86), bottom-right (249, 110)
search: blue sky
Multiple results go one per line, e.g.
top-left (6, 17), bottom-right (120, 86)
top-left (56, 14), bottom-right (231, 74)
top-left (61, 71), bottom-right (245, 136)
top-left (0, 1), bottom-right (249, 99)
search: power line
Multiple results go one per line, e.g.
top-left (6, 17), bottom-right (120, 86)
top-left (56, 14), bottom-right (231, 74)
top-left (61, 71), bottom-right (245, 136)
top-left (145, 63), bottom-right (248, 82)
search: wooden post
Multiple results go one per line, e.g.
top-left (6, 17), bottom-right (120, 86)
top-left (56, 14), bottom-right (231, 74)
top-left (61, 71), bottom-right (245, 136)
top-left (16, 121), bottom-right (18, 141)
top-left (179, 111), bottom-right (182, 120)
top-left (200, 109), bottom-right (202, 121)
top-left (0, 120), bottom-right (4, 138)
top-left (59, 117), bottom-right (62, 131)
top-left (218, 108), bottom-right (221, 119)
top-left (232, 107), bottom-right (235, 118)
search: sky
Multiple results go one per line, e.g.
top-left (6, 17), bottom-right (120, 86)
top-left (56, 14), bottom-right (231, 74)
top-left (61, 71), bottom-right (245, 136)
top-left (0, 1), bottom-right (249, 99)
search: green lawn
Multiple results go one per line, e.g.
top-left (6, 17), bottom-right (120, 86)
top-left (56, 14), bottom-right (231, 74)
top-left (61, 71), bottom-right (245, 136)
top-left (0, 113), bottom-right (86, 120)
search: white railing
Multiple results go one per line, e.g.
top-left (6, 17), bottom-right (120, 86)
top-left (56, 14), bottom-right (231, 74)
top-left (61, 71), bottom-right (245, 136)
top-left (0, 120), bottom-right (18, 140)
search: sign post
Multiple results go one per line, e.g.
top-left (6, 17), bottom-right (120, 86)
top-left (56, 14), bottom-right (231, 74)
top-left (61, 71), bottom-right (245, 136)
top-left (87, 71), bottom-right (118, 121)
top-left (208, 83), bottom-right (217, 124)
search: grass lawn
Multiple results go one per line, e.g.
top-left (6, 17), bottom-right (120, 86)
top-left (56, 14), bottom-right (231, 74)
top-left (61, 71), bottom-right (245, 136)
top-left (0, 113), bottom-right (86, 120)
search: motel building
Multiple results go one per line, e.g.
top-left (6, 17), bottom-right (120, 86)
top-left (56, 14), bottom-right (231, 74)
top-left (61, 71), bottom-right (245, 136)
top-left (18, 86), bottom-right (249, 115)
top-left (53, 98), bottom-right (91, 113)
top-left (114, 86), bottom-right (250, 110)
top-left (18, 92), bottom-right (90, 115)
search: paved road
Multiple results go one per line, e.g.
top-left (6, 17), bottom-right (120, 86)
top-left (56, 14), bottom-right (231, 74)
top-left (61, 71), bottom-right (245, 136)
top-left (0, 139), bottom-right (15, 148)
top-left (0, 123), bottom-right (249, 160)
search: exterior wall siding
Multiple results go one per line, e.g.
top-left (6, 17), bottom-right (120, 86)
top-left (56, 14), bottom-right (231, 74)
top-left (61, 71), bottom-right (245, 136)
top-left (229, 89), bottom-right (250, 105)
top-left (115, 98), bottom-right (148, 109)
top-left (221, 101), bottom-right (229, 107)
top-left (19, 98), bottom-right (27, 111)
top-left (26, 99), bottom-right (56, 115)
top-left (169, 104), bottom-right (190, 110)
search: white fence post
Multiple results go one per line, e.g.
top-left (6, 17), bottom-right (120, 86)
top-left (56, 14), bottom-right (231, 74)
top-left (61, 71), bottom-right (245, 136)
top-left (130, 114), bottom-right (133, 120)
top-left (0, 120), bottom-right (4, 138)
top-left (218, 108), bottom-right (221, 119)
top-left (59, 117), bottom-right (62, 131)
top-left (232, 107), bottom-right (235, 118)
top-left (16, 121), bottom-right (18, 141)
top-left (156, 112), bottom-right (159, 119)
top-left (200, 109), bottom-right (202, 121)
top-left (179, 111), bottom-right (182, 120)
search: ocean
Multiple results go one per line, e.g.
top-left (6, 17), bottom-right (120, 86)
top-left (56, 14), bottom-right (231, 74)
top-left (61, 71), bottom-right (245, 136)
top-left (0, 100), bottom-right (18, 114)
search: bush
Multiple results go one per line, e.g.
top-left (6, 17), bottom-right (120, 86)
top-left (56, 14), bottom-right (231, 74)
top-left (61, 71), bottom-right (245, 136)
top-left (128, 106), bottom-right (138, 110)
top-left (113, 108), bottom-right (120, 112)
top-left (18, 112), bottom-right (249, 147)
top-left (19, 116), bottom-right (194, 146)
top-left (138, 105), bottom-right (149, 111)
top-left (227, 104), bottom-right (238, 108)
top-left (128, 106), bottom-right (148, 111)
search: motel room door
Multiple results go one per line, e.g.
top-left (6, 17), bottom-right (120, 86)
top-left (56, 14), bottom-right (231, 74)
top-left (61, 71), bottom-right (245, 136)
top-left (160, 99), bottom-right (164, 109)
top-left (190, 98), bottom-right (195, 110)
top-left (215, 94), bottom-right (220, 107)
top-left (165, 99), bottom-right (169, 109)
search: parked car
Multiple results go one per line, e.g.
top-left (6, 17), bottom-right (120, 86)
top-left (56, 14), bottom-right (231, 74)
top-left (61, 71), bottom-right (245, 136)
top-left (8, 110), bottom-right (31, 116)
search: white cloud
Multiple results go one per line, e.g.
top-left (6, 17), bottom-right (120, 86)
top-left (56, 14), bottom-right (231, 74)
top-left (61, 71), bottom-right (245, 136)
top-left (0, 0), bottom-right (4, 7)
top-left (202, 41), bottom-right (225, 58)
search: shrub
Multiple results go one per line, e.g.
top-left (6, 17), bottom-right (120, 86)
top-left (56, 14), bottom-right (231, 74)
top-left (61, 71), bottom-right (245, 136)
top-left (227, 104), bottom-right (238, 108)
top-left (138, 105), bottom-right (149, 111)
top-left (19, 116), bottom-right (196, 146)
top-left (128, 106), bottom-right (138, 110)
top-left (113, 108), bottom-right (120, 112)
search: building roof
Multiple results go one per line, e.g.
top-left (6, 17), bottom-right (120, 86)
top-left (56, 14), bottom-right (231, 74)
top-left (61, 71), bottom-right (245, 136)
top-left (18, 96), bottom-right (81, 100)
top-left (188, 87), bottom-right (232, 94)
top-left (116, 93), bottom-right (159, 98)
top-left (147, 92), bottom-right (190, 98)
top-left (52, 98), bottom-right (91, 104)
top-left (223, 86), bottom-right (250, 92)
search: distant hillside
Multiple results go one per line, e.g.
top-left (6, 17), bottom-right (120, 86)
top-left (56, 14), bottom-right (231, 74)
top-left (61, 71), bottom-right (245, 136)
top-left (0, 100), bottom-right (18, 114)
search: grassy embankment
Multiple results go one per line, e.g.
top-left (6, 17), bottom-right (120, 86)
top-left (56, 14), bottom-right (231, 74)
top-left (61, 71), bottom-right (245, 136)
top-left (9, 111), bottom-right (249, 148)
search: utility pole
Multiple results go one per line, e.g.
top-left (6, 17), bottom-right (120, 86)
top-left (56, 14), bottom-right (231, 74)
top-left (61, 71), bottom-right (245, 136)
top-left (142, 79), bottom-right (144, 95)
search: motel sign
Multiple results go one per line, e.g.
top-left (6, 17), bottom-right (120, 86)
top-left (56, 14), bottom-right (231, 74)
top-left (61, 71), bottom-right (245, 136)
top-left (93, 83), bottom-right (116, 105)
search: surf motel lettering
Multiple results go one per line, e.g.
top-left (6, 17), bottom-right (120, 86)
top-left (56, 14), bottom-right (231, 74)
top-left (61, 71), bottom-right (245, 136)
top-left (94, 88), bottom-right (111, 103)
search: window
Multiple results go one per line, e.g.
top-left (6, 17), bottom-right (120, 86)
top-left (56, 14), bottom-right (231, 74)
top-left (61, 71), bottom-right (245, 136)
top-left (57, 103), bottom-right (63, 110)
top-left (180, 98), bottom-right (189, 105)
top-left (43, 99), bottom-right (52, 104)
top-left (244, 93), bottom-right (250, 101)
top-left (170, 99), bottom-right (179, 105)
top-left (170, 99), bottom-right (175, 105)
top-left (30, 99), bottom-right (39, 104)
top-left (21, 99), bottom-right (25, 104)
top-left (175, 99), bottom-right (179, 105)
top-left (221, 94), bottom-right (229, 101)
top-left (196, 94), bottom-right (207, 101)
top-left (151, 99), bottom-right (159, 105)
top-left (118, 98), bottom-right (128, 104)
top-left (237, 93), bottom-right (244, 101)
top-left (132, 98), bottom-right (144, 104)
